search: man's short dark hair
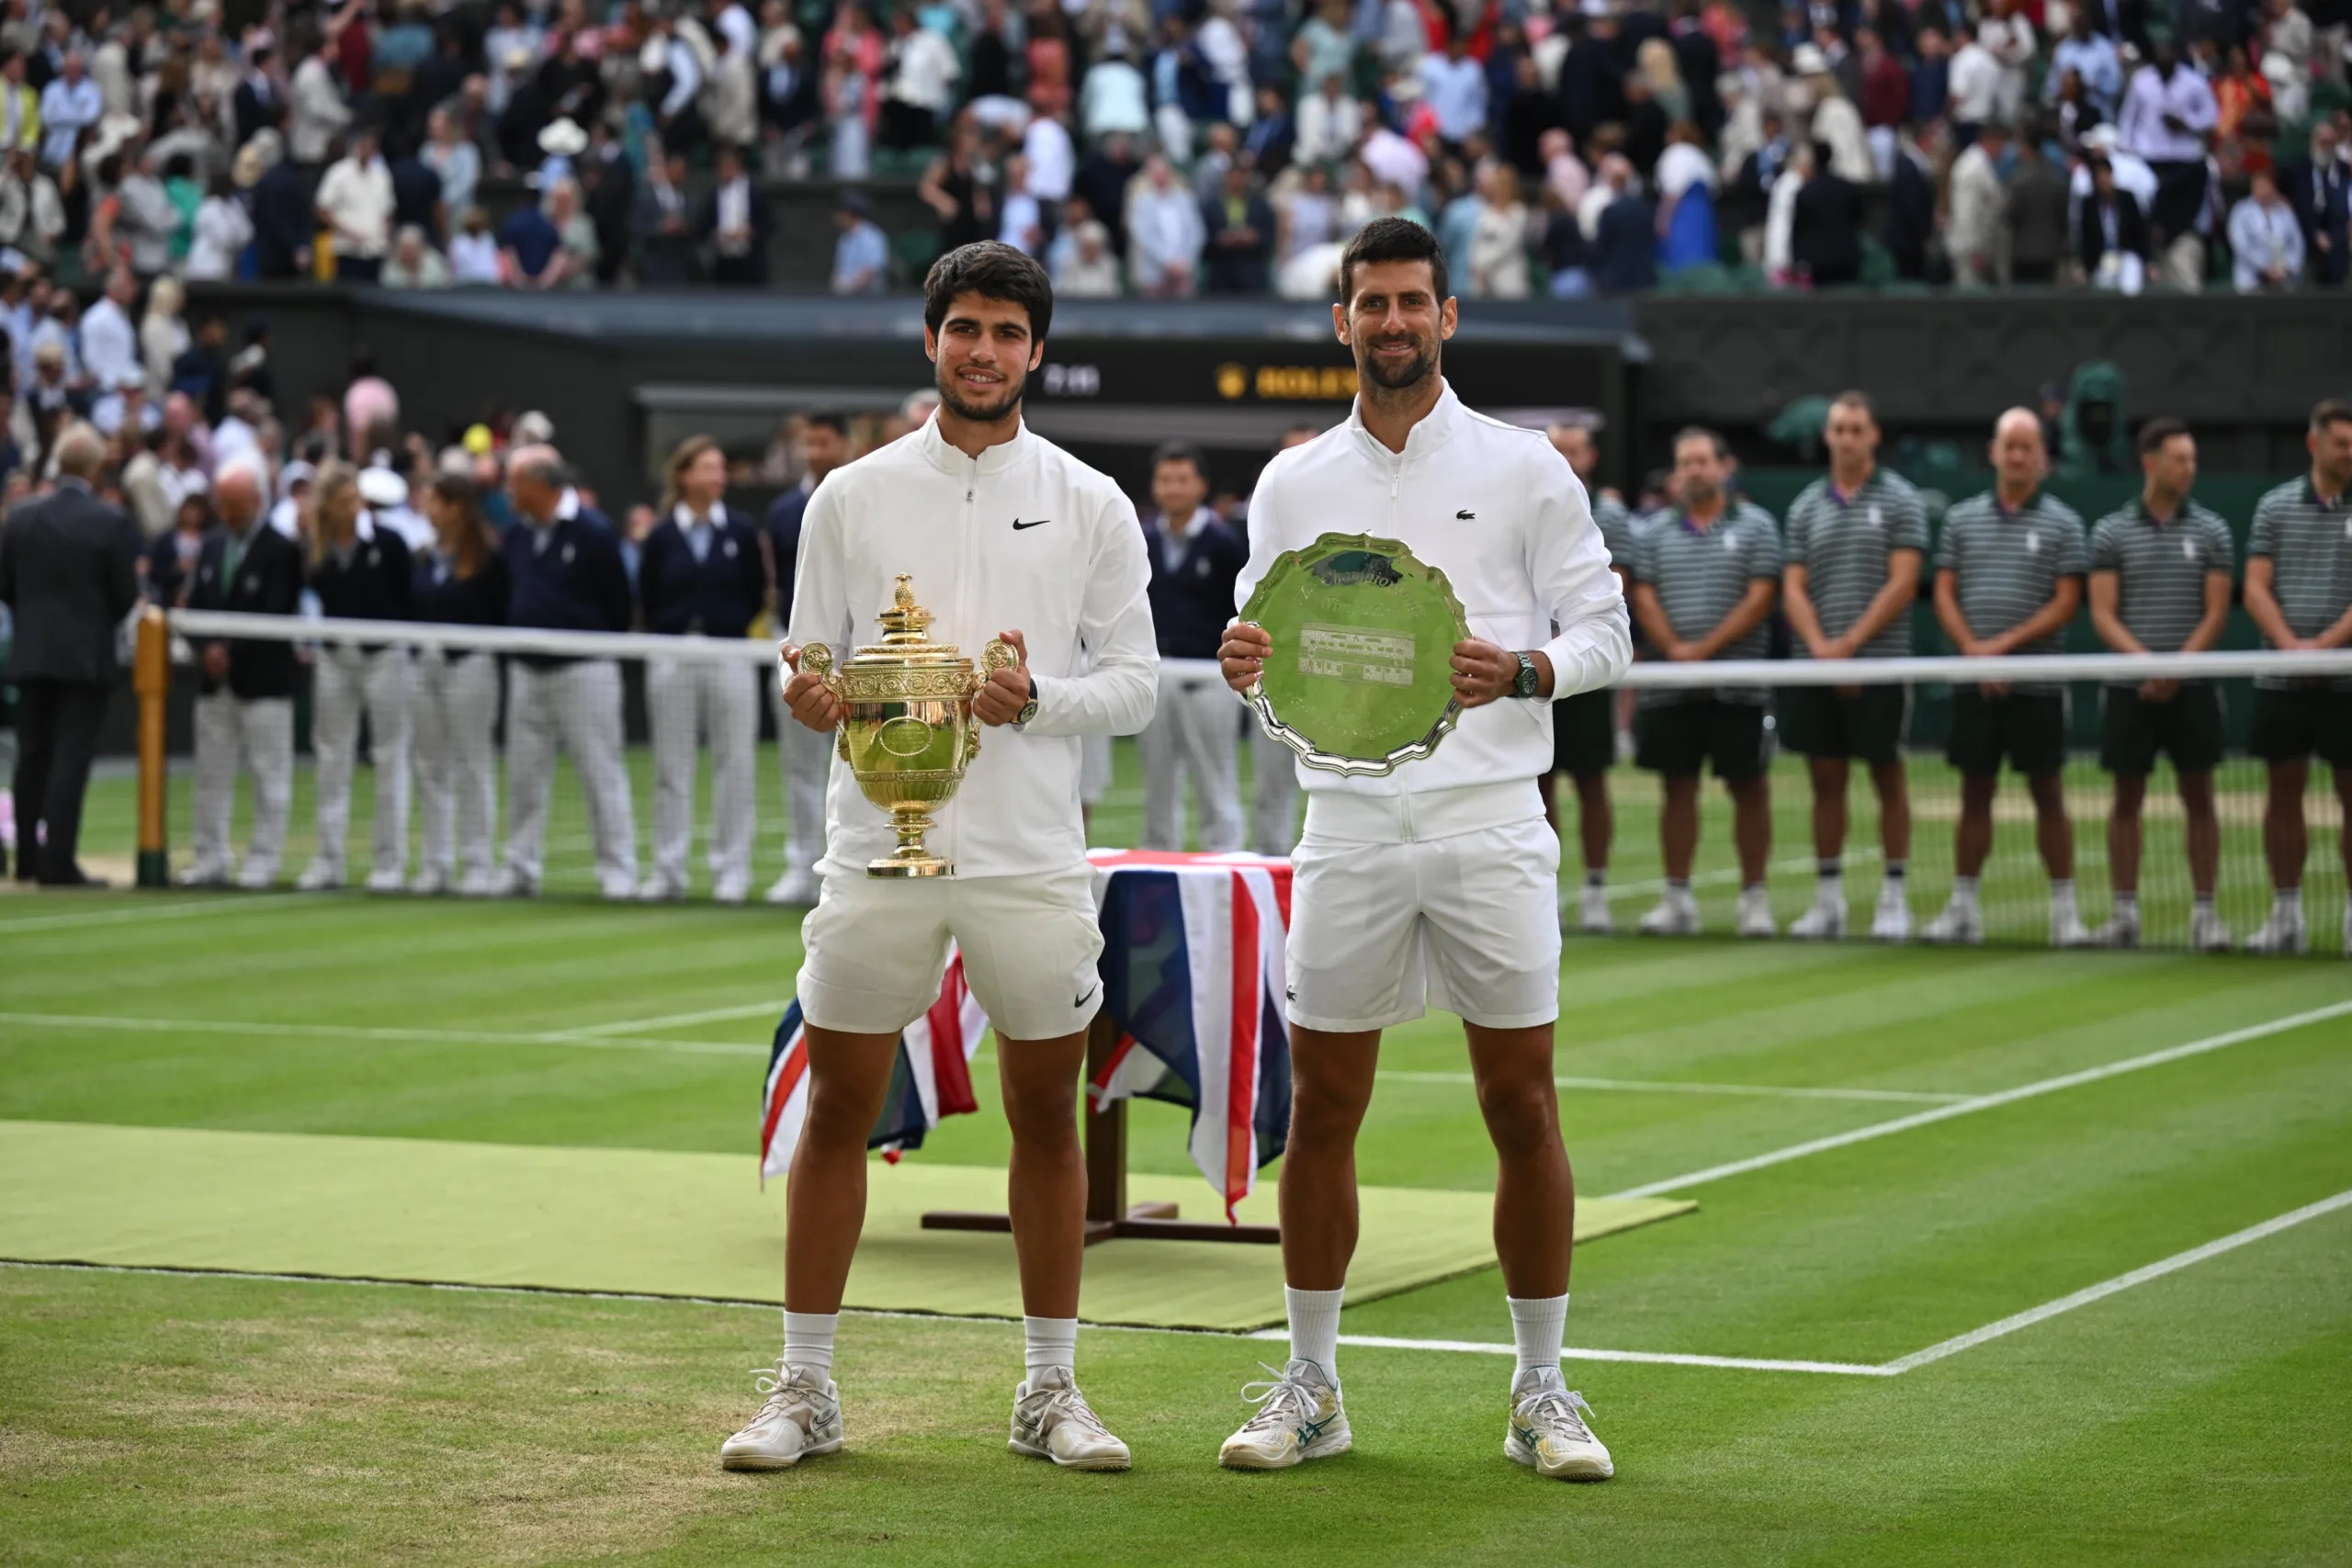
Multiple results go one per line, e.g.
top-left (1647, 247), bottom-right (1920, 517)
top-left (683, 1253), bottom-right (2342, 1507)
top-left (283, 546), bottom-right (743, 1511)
top-left (923, 241), bottom-right (1054, 344)
top-left (1829, 389), bottom-right (1874, 420)
top-left (1150, 440), bottom-right (1208, 483)
top-left (1672, 425), bottom-right (1728, 460)
top-left (803, 409), bottom-right (849, 436)
top-left (2312, 399), bottom-right (2352, 434)
top-left (2138, 416), bottom-right (2191, 455)
top-left (1336, 216), bottom-right (1449, 308)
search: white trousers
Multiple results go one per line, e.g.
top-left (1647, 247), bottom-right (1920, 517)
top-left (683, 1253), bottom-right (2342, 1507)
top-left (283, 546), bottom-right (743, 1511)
top-left (503, 658), bottom-right (638, 895)
top-left (412, 649), bottom-right (501, 886)
top-left (1250, 722), bottom-right (1300, 857)
top-left (190, 693), bottom-right (294, 881)
top-left (311, 645), bottom-right (413, 880)
top-left (649, 655), bottom-right (759, 892)
top-left (769, 682), bottom-right (830, 885)
top-left (1138, 668), bottom-right (1241, 852)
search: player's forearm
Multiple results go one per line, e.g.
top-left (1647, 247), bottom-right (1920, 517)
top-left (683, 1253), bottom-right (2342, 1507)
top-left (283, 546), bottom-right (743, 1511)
top-left (2002, 589), bottom-right (2082, 652)
top-left (1696, 582), bottom-right (1778, 657)
top-left (2315, 603), bottom-right (2352, 649)
top-left (2241, 577), bottom-right (2299, 649)
top-left (2179, 583), bottom-right (2231, 655)
top-left (1781, 574), bottom-right (1828, 652)
top-left (1845, 570), bottom-right (1920, 650)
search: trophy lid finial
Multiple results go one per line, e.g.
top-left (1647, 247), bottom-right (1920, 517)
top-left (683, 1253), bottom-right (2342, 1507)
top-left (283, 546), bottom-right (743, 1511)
top-left (876, 574), bottom-right (934, 643)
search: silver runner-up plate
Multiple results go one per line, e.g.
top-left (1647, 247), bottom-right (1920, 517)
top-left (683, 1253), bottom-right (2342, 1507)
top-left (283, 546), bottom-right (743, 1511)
top-left (1238, 532), bottom-right (1472, 777)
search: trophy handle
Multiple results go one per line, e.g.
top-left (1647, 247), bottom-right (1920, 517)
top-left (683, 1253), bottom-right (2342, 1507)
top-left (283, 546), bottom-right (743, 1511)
top-left (980, 638), bottom-right (1019, 679)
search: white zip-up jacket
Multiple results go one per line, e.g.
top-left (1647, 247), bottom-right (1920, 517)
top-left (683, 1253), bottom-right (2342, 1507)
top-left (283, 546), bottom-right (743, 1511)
top-left (788, 417), bottom-right (1158, 878)
top-left (1238, 381), bottom-right (1631, 841)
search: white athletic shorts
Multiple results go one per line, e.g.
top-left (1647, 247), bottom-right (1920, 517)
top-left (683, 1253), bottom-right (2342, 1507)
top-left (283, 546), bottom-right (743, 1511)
top-left (795, 866), bottom-right (1104, 1041)
top-left (1285, 812), bottom-right (1562, 1032)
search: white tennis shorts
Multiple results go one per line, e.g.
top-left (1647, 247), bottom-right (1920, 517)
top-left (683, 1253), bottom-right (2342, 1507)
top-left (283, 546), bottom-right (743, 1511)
top-left (795, 865), bottom-right (1104, 1041)
top-left (1284, 813), bottom-right (1563, 1032)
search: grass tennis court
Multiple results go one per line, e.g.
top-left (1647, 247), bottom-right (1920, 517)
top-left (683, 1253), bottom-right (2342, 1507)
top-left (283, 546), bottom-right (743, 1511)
top-left (4, 862), bottom-right (2349, 1563)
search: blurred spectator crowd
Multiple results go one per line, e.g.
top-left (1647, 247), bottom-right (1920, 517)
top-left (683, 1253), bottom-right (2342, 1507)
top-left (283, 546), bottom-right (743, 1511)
top-left (0, 0), bottom-right (2335, 302)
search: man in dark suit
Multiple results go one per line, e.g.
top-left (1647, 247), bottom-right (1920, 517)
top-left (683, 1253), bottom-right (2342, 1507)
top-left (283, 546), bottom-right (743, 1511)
top-left (697, 142), bottom-right (773, 287)
top-left (1792, 147), bottom-right (1866, 286)
top-left (2077, 157), bottom-right (2152, 283)
top-left (249, 134), bottom-right (314, 279)
top-left (0, 424), bottom-right (139, 886)
top-left (2279, 122), bottom-right (2350, 287)
top-left (1201, 162), bottom-right (1276, 293)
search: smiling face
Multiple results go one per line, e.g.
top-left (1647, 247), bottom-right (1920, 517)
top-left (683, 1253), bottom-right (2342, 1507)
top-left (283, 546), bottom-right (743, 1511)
top-left (1334, 256), bottom-right (1454, 394)
top-left (925, 290), bottom-right (1042, 424)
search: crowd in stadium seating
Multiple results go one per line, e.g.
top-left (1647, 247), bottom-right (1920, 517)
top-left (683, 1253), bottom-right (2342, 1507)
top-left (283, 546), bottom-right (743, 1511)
top-left (0, 0), bottom-right (2338, 298)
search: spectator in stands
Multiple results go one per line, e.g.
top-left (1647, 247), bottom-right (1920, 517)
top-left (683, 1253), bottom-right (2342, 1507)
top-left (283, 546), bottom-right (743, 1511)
top-left (1295, 72), bottom-right (1361, 167)
top-left (2085, 417), bottom-right (2234, 951)
top-left (1791, 140), bottom-right (1865, 286)
top-left (1136, 440), bottom-right (1244, 852)
top-left (180, 459), bottom-right (302, 889)
top-left (0, 423), bottom-right (137, 886)
top-left (79, 266), bottom-right (138, 395)
top-left (185, 171), bottom-right (250, 282)
top-left (448, 207), bottom-right (503, 285)
top-left (422, 107), bottom-right (481, 232)
top-left (997, 152), bottom-right (1046, 255)
top-left (1654, 121), bottom-right (1717, 273)
top-left (638, 434), bottom-right (764, 904)
top-left (1947, 25), bottom-right (2000, 146)
top-left (1589, 154), bottom-right (1656, 292)
top-left (2280, 121), bottom-right (2350, 287)
top-left (763, 410), bottom-right (846, 905)
top-left (1948, 120), bottom-right (2008, 285)
top-left (2119, 39), bottom-right (2217, 288)
top-left (288, 32), bottom-right (352, 167)
top-left (498, 445), bottom-right (638, 900)
top-left (37, 51), bottom-right (98, 171)
top-left (409, 473), bottom-right (508, 897)
top-left (1050, 205), bottom-right (1124, 297)
top-left (2079, 155), bottom-right (2152, 294)
top-left (634, 148), bottom-right (699, 286)
top-left (1201, 161), bottom-right (1274, 293)
top-left (1129, 151), bottom-right (1204, 296)
top-left (1466, 164), bottom-right (1532, 298)
top-left (382, 225), bottom-right (450, 288)
top-left (2048, 9), bottom-right (2123, 119)
top-left (2007, 135), bottom-right (2071, 285)
top-left (299, 461), bottom-right (415, 893)
top-left (879, 8), bottom-right (959, 152)
top-left (1626, 427), bottom-right (1782, 937)
top-left (831, 189), bottom-right (888, 295)
top-left (2229, 170), bottom-right (2305, 290)
top-left (1080, 44), bottom-right (1151, 142)
top-left (0, 51), bottom-right (37, 158)
top-left (2242, 400), bottom-right (2352, 954)
top-left (702, 143), bottom-right (773, 287)
top-left (247, 130), bottom-right (313, 279)
top-left (1925, 409), bottom-right (2090, 947)
top-left (316, 126), bottom-right (396, 284)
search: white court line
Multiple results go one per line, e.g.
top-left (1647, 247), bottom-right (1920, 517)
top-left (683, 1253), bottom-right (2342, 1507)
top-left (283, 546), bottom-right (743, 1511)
top-left (1245, 1327), bottom-right (1889, 1377)
top-left (0, 894), bottom-right (313, 934)
top-left (1605, 998), bottom-right (2352, 1201)
top-left (1381, 1071), bottom-right (1965, 1105)
top-left (563, 999), bottom-right (794, 1037)
top-left (1880, 1188), bottom-right (2352, 1374)
top-left (0, 1011), bottom-right (763, 1058)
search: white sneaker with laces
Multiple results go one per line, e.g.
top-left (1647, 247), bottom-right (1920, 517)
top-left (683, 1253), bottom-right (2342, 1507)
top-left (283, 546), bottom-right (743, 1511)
top-left (178, 863), bottom-right (231, 889)
top-left (1637, 896), bottom-right (1699, 937)
top-left (2051, 907), bottom-right (2094, 948)
top-left (1008, 1367), bottom-right (1130, 1471)
top-left (718, 1360), bottom-right (842, 1472)
top-left (2243, 909), bottom-right (2307, 955)
top-left (2188, 906), bottom-right (2232, 953)
top-left (295, 861), bottom-right (343, 892)
top-left (635, 874), bottom-right (685, 903)
top-left (714, 879), bottom-right (750, 906)
top-left (491, 869), bottom-right (540, 899)
top-left (234, 862), bottom-right (279, 890)
top-left (1218, 1359), bottom-right (1350, 1471)
top-left (364, 868), bottom-right (407, 895)
top-left (1736, 886), bottom-right (1776, 938)
top-left (1506, 1367), bottom-right (1613, 1482)
top-left (1871, 885), bottom-right (1911, 942)
top-left (2092, 911), bottom-right (2140, 949)
top-left (1577, 884), bottom-right (1612, 935)
top-left (456, 868), bottom-right (501, 897)
top-left (408, 868), bottom-right (449, 897)
top-left (1920, 899), bottom-right (1982, 946)
top-left (766, 873), bottom-right (822, 907)
top-left (1788, 896), bottom-right (1845, 940)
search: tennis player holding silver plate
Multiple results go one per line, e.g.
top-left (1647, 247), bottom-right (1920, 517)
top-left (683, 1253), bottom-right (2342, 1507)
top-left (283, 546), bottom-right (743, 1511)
top-left (1216, 219), bottom-right (1632, 1482)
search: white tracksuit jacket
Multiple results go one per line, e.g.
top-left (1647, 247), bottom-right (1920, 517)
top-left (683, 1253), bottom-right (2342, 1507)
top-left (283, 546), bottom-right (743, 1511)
top-left (786, 416), bottom-right (1159, 879)
top-left (1238, 381), bottom-right (1632, 840)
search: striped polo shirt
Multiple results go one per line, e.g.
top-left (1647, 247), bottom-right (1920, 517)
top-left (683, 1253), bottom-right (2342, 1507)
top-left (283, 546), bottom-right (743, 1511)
top-left (2246, 477), bottom-right (2352, 691)
top-left (1593, 494), bottom-right (1637, 571)
top-left (1936, 490), bottom-right (2088, 695)
top-left (1784, 468), bottom-right (1931, 658)
top-left (2087, 497), bottom-right (2234, 685)
top-left (1630, 499), bottom-right (1783, 706)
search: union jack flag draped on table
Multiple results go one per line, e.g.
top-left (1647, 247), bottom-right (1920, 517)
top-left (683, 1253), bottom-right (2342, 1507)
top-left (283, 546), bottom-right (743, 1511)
top-left (1083, 850), bottom-right (1294, 1223)
top-left (758, 951), bottom-right (989, 1184)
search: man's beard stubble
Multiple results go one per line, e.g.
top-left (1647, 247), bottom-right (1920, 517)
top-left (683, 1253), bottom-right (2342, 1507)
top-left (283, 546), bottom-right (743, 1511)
top-left (1354, 333), bottom-right (1438, 394)
top-left (935, 359), bottom-right (1027, 425)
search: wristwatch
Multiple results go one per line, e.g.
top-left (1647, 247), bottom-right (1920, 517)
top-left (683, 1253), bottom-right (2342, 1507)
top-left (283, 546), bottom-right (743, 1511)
top-left (1015, 675), bottom-right (1040, 727)
top-left (1510, 651), bottom-right (1543, 699)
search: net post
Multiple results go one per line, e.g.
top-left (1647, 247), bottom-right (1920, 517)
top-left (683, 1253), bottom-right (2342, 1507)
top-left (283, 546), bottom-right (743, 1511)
top-left (132, 606), bottom-right (170, 889)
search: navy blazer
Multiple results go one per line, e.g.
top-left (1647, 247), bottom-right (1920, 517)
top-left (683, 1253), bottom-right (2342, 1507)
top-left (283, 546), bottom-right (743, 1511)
top-left (187, 524), bottom-right (306, 699)
top-left (637, 506), bottom-right (769, 637)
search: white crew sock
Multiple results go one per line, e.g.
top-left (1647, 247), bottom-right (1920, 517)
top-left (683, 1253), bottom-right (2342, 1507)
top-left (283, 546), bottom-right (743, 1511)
top-left (1023, 1315), bottom-right (1078, 1377)
top-left (1285, 1285), bottom-right (1345, 1382)
top-left (1507, 1293), bottom-right (1569, 1382)
top-left (783, 1310), bottom-right (838, 1375)
top-left (2050, 878), bottom-right (2076, 912)
top-left (2113, 892), bottom-right (2140, 919)
top-left (2192, 893), bottom-right (2216, 915)
top-left (2276, 886), bottom-right (2304, 918)
top-left (1584, 869), bottom-right (1606, 889)
top-left (1951, 875), bottom-right (1981, 909)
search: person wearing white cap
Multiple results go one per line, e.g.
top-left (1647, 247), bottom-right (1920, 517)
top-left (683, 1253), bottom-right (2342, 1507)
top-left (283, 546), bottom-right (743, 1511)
top-left (358, 463), bottom-right (434, 553)
top-left (638, 435), bottom-right (765, 902)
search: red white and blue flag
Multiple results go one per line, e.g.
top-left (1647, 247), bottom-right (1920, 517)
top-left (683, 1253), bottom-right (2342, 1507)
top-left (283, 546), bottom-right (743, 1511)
top-left (1084, 850), bottom-right (1293, 1223)
top-left (758, 950), bottom-right (989, 1185)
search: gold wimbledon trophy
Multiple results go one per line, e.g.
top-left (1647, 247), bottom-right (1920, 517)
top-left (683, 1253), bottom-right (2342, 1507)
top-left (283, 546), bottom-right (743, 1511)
top-left (790, 575), bottom-right (1016, 878)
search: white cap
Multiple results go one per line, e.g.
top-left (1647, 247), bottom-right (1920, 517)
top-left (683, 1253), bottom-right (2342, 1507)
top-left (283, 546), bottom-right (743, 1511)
top-left (357, 467), bottom-right (409, 508)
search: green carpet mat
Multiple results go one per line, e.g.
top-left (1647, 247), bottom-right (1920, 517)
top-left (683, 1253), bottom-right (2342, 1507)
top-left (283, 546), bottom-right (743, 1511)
top-left (0, 1121), bottom-right (1694, 1330)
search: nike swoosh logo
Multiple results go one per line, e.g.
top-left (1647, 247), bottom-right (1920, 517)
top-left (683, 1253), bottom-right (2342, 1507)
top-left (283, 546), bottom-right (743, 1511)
top-left (1074, 983), bottom-right (1098, 1008)
top-left (1012, 518), bottom-right (1051, 531)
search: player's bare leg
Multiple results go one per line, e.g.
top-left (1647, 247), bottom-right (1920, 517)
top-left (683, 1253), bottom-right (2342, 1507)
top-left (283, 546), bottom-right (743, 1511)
top-left (1276, 1026), bottom-right (1382, 1292)
top-left (2027, 772), bottom-right (2087, 945)
top-left (2178, 770), bottom-right (2229, 950)
top-left (1729, 774), bottom-right (1775, 936)
top-left (1465, 1021), bottom-right (1570, 1297)
top-left (1926, 774), bottom-right (2000, 944)
top-left (995, 1030), bottom-right (1091, 1317)
top-left (2099, 773), bottom-right (2147, 947)
top-left (1868, 757), bottom-right (1912, 939)
top-left (1640, 774), bottom-right (1703, 934)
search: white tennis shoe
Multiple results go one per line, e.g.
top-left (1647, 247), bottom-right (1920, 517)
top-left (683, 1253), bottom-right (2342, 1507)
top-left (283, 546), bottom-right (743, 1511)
top-left (1736, 886), bottom-right (1776, 938)
top-left (1871, 884), bottom-right (1911, 942)
top-left (1921, 898), bottom-right (1982, 945)
top-left (2242, 908), bottom-right (2308, 954)
top-left (1637, 894), bottom-right (1699, 936)
top-left (1008, 1367), bottom-right (1130, 1471)
top-left (718, 1360), bottom-right (842, 1472)
top-left (1788, 895), bottom-right (1846, 940)
top-left (1505, 1368), bottom-right (1614, 1481)
top-left (1577, 884), bottom-right (1613, 935)
top-left (1217, 1359), bottom-right (1351, 1470)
